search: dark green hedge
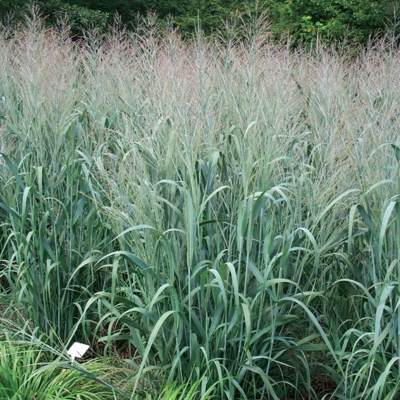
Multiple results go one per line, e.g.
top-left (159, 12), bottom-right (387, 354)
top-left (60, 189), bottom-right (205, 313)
top-left (0, 0), bottom-right (398, 44)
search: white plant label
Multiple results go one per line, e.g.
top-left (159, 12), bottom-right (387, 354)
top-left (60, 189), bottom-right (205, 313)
top-left (67, 342), bottom-right (90, 361)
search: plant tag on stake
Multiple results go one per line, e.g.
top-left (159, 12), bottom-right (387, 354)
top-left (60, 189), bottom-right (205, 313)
top-left (67, 342), bottom-right (90, 362)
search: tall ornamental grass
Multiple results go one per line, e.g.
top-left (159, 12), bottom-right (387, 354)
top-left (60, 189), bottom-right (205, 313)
top-left (0, 14), bottom-right (399, 399)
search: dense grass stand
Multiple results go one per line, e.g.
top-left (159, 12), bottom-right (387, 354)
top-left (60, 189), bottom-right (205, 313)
top-left (0, 16), bottom-right (399, 399)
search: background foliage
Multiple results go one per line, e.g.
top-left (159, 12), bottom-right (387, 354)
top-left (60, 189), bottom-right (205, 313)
top-left (0, 0), bottom-right (399, 43)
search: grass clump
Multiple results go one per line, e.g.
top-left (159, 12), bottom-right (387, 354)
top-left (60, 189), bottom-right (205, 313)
top-left (0, 13), bottom-right (400, 399)
top-left (0, 331), bottom-right (127, 399)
